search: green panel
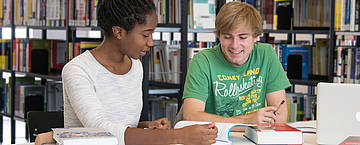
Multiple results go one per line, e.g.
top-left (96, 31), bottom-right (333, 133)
top-left (209, 4), bottom-right (215, 14)
top-left (193, 0), bottom-right (208, 3)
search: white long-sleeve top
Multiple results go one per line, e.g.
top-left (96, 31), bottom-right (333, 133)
top-left (62, 50), bottom-right (143, 145)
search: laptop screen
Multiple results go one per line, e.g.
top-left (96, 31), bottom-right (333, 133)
top-left (317, 83), bottom-right (360, 144)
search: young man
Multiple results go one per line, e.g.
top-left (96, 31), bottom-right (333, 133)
top-left (36, 0), bottom-right (218, 145)
top-left (182, 2), bottom-right (291, 125)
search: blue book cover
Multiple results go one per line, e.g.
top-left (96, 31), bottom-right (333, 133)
top-left (281, 45), bottom-right (309, 80)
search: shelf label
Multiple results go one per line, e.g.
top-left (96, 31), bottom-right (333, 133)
top-left (29, 29), bottom-right (43, 39)
top-left (1, 27), bottom-right (11, 39)
top-left (47, 29), bottom-right (66, 40)
top-left (197, 33), bottom-right (216, 42)
top-left (15, 27), bottom-right (27, 39)
top-left (76, 27), bottom-right (101, 38)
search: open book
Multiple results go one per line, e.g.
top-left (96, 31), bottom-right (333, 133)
top-left (174, 121), bottom-right (256, 145)
top-left (52, 128), bottom-right (118, 145)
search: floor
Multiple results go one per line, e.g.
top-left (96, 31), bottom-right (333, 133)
top-left (1, 116), bottom-right (28, 145)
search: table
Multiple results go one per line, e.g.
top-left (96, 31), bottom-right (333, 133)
top-left (14, 121), bottom-right (318, 145)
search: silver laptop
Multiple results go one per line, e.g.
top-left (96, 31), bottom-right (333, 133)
top-left (317, 83), bottom-right (360, 144)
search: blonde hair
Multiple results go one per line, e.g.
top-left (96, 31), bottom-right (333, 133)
top-left (214, 1), bottom-right (263, 37)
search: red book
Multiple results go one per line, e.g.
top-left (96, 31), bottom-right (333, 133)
top-left (339, 136), bottom-right (360, 145)
top-left (244, 123), bottom-right (303, 145)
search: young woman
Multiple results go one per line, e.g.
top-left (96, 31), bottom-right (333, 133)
top-left (36, 0), bottom-right (218, 145)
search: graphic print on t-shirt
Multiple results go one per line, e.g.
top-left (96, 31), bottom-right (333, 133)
top-left (213, 67), bottom-right (265, 117)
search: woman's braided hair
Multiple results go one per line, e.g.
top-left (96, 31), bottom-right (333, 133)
top-left (98, 0), bottom-right (156, 36)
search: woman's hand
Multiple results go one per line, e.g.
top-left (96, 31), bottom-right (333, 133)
top-left (148, 118), bottom-right (171, 129)
top-left (35, 131), bottom-right (55, 145)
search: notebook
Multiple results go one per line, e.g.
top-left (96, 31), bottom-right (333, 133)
top-left (317, 83), bottom-right (360, 144)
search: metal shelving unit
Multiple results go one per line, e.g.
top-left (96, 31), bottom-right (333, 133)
top-left (0, 112), bottom-right (11, 118)
top-left (1, 1), bottom-right (71, 144)
top-left (141, 0), bottom-right (188, 121)
top-left (289, 79), bottom-right (319, 86)
top-left (14, 72), bottom-right (62, 81)
top-left (263, 29), bottom-right (330, 34)
top-left (148, 89), bottom-right (180, 95)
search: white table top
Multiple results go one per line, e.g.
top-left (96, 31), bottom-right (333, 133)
top-left (13, 121), bottom-right (318, 145)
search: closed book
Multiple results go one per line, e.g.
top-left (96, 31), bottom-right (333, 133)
top-left (281, 45), bottom-right (310, 80)
top-left (273, 0), bottom-right (293, 30)
top-left (244, 123), bottom-right (303, 145)
top-left (53, 128), bottom-right (118, 145)
top-left (339, 136), bottom-right (360, 145)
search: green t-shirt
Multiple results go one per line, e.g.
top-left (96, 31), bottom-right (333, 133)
top-left (183, 42), bottom-right (290, 117)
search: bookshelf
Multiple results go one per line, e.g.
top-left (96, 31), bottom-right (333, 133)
top-left (141, 0), bottom-right (189, 121)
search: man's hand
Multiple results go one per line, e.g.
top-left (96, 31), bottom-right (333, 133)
top-left (178, 122), bottom-right (218, 145)
top-left (35, 131), bottom-right (55, 145)
top-left (245, 106), bottom-right (278, 123)
top-left (148, 118), bottom-right (171, 129)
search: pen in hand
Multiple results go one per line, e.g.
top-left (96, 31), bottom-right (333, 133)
top-left (273, 100), bottom-right (285, 116)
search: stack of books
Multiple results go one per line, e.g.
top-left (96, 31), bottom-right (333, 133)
top-left (244, 123), bottom-right (303, 145)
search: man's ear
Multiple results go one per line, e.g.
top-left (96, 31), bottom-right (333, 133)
top-left (255, 36), bottom-right (260, 42)
top-left (112, 26), bottom-right (126, 39)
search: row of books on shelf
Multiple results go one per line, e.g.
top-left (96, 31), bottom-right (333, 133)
top-left (334, 46), bottom-right (360, 83)
top-left (15, 39), bottom-right (63, 73)
top-left (0, 39), bottom-right (60, 73)
top-left (0, 0), bottom-right (358, 31)
top-left (0, 0), bottom-right (99, 27)
top-left (1, 0), bottom-right (354, 31)
top-left (0, 0), bottom-right (11, 26)
top-left (286, 93), bottom-right (316, 122)
top-left (68, 41), bottom-right (100, 61)
top-left (2, 0), bottom-right (213, 28)
top-left (68, 0), bottom-right (100, 27)
top-left (276, 36), bottom-right (360, 83)
top-left (271, 39), bottom-right (331, 80)
top-left (148, 95), bottom-right (178, 125)
top-left (6, 0), bottom-right (66, 26)
top-left (293, 0), bottom-right (332, 29)
top-left (335, 37), bottom-right (360, 81)
top-left (0, 77), bottom-right (63, 118)
top-left (154, 0), bottom-right (217, 28)
top-left (334, 0), bottom-right (360, 31)
top-left (0, 39), bottom-right (100, 74)
top-left (231, 0), bottom-right (358, 31)
top-left (139, 0), bottom-right (334, 30)
top-left (154, 0), bottom-right (182, 24)
top-left (9, 39), bottom-right (66, 73)
top-left (149, 40), bottom-right (217, 83)
top-left (229, 0), bottom-right (293, 30)
top-left (150, 40), bottom-right (180, 83)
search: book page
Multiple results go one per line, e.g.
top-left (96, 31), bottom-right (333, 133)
top-left (216, 123), bottom-right (241, 142)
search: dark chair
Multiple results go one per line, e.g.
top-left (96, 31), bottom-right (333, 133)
top-left (27, 111), bottom-right (64, 142)
top-left (174, 105), bottom-right (184, 126)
